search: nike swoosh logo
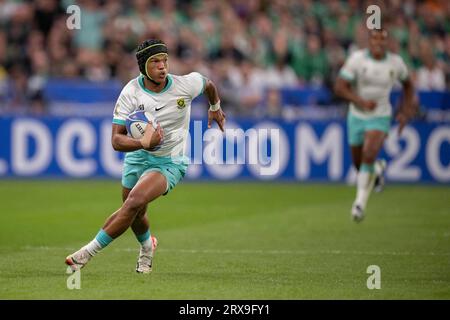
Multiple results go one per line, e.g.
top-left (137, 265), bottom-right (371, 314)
top-left (155, 106), bottom-right (165, 111)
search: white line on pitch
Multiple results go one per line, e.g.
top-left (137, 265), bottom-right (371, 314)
top-left (20, 245), bottom-right (450, 256)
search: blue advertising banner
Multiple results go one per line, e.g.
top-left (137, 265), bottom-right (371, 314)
top-left (0, 116), bottom-right (448, 183)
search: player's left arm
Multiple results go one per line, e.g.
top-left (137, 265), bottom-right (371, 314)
top-left (396, 76), bottom-right (416, 136)
top-left (395, 56), bottom-right (418, 136)
top-left (203, 78), bottom-right (226, 132)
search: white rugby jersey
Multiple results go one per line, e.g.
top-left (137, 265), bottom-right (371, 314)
top-left (339, 49), bottom-right (408, 119)
top-left (112, 72), bottom-right (205, 157)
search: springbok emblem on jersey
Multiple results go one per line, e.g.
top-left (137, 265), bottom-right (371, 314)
top-left (177, 98), bottom-right (186, 109)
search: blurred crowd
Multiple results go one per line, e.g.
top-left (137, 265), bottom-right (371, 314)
top-left (0, 0), bottom-right (449, 116)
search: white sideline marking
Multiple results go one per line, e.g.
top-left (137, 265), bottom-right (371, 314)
top-left (21, 246), bottom-right (450, 256)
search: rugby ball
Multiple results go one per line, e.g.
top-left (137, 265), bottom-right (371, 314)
top-left (125, 110), bottom-right (158, 139)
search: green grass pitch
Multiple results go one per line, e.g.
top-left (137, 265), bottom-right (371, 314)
top-left (0, 180), bottom-right (448, 299)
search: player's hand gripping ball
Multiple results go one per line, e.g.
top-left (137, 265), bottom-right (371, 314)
top-left (126, 110), bottom-right (161, 150)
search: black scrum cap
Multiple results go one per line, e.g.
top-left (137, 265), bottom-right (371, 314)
top-left (136, 39), bottom-right (168, 80)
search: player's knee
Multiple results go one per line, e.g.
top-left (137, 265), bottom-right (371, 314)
top-left (123, 195), bottom-right (146, 214)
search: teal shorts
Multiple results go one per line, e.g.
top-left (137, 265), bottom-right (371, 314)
top-left (122, 150), bottom-right (189, 194)
top-left (347, 113), bottom-right (391, 146)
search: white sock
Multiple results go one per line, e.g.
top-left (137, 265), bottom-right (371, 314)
top-left (84, 239), bottom-right (103, 256)
top-left (136, 230), bottom-right (153, 252)
top-left (355, 170), bottom-right (375, 209)
top-left (140, 238), bottom-right (153, 252)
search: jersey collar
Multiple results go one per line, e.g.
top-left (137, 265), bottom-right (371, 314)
top-left (366, 49), bottom-right (389, 61)
top-left (138, 74), bottom-right (173, 95)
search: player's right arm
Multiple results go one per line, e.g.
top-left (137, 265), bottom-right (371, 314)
top-left (111, 123), bottom-right (163, 152)
top-left (334, 53), bottom-right (376, 111)
top-left (111, 124), bottom-right (143, 152)
top-left (111, 85), bottom-right (163, 152)
top-left (334, 78), bottom-right (376, 111)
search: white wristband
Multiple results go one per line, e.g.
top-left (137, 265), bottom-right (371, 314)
top-left (209, 100), bottom-right (221, 112)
